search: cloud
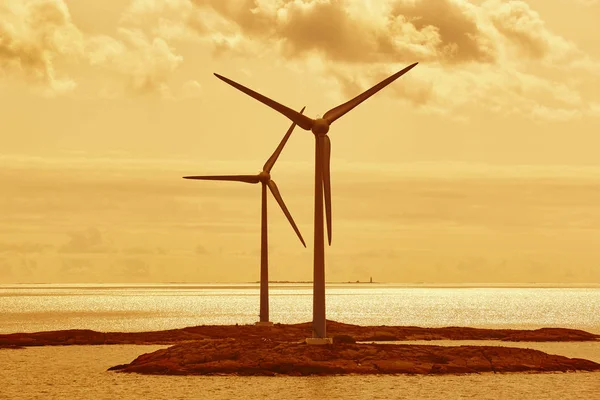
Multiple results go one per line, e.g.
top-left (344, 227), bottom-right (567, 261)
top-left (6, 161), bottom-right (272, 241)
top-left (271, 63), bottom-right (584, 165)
top-left (0, 257), bottom-right (38, 279)
top-left (123, 0), bottom-right (211, 38)
top-left (3, 154), bottom-right (600, 283)
top-left (4, 0), bottom-right (594, 113)
top-left (113, 258), bottom-right (151, 280)
top-left (121, 246), bottom-right (162, 255)
top-left (0, 0), bottom-right (183, 96)
top-left (0, 242), bottom-right (50, 253)
top-left (389, 0), bottom-right (498, 64)
top-left (87, 28), bottom-right (182, 96)
top-left (59, 228), bottom-right (110, 253)
top-left (195, 244), bottom-right (208, 255)
top-left (0, 0), bottom-right (82, 95)
top-left (483, 0), bottom-right (583, 65)
top-left (179, 0), bottom-right (588, 67)
top-left (60, 257), bottom-right (94, 275)
top-left (181, 79), bottom-right (202, 98)
top-left (154, 0), bottom-right (595, 121)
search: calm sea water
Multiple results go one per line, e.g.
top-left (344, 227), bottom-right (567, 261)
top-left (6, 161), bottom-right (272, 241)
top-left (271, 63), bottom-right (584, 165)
top-left (1, 284), bottom-right (599, 333)
top-left (1, 284), bottom-right (599, 399)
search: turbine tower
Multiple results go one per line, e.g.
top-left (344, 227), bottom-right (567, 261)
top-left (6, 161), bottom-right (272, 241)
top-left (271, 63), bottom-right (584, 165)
top-left (213, 63), bottom-right (418, 341)
top-left (183, 111), bottom-right (306, 325)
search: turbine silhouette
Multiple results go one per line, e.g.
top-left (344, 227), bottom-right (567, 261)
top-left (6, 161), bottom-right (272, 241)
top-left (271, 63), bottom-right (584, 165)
top-left (214, 63), bottom-right (418, 340)
top-left (183, 110), bottom-right (306, 325)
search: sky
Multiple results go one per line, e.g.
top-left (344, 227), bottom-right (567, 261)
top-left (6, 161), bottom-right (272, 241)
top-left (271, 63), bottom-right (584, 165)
top-left (1, 0), bottom-right (600, 284)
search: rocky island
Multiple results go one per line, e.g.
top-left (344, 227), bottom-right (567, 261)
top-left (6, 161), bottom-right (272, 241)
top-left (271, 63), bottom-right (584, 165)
top-left (108, 338), bottom-right (600, 376)
top-left (1, 321), bottom-right (599, 376)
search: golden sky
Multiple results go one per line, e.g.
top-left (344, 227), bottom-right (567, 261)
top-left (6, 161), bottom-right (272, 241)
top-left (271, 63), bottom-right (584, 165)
top-left (1, 0), bottom-right (600, 284)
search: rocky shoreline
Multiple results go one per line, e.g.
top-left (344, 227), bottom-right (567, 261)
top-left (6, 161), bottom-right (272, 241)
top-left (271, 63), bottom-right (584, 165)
top-left (2, 321), bottom-right (599, 376)
top-left (1, 320), bottom-right (598, 348)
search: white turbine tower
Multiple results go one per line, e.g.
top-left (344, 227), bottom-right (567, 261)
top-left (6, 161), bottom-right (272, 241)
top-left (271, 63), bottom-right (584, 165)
top-left (214, 63), bottom-right (418, 341)
top-left (184, 110), bottom-right (306, 326)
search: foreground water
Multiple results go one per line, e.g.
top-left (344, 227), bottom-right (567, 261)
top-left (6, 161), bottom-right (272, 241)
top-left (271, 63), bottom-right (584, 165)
top-left (1, 344), bottom-right (599, 400)
top-left (1, 284), bottom-right (599, 399)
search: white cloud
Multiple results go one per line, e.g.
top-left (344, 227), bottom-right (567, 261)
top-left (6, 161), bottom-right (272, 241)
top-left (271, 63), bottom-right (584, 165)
top-left (0, 0), bottom-right (184, 97)
top-left (0, 0), bottom-right (83, 95)
top-left (181, 79), bottom-right (202, 98)
top-left (88, 28), bottom-right (182, 96)
top-left (1, 0), bottom-right (598, 117)
top-left (116, 0), bottom-right (599, 120)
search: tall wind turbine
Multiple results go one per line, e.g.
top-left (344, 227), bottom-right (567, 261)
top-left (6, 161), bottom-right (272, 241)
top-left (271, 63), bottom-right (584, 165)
top-left (183, 111), bottom-right (306, 326)
top-left (213, 63), bottom-right (418, 340)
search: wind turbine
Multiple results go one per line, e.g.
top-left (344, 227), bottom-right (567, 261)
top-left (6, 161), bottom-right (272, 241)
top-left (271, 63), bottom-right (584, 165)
top-left (183, 110), bottom-right (306, 326)
top-left (213, 63), bottom-right (418, 341)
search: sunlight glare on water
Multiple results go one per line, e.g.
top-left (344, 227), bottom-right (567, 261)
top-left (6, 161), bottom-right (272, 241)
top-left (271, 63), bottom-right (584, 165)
top-left (0, 284), bottom-right (599, 333)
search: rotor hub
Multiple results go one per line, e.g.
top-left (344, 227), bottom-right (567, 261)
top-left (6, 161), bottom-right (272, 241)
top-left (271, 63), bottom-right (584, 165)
top-left (258, 171), bottom-right (270, 183)
top-left (312, 118), bottom-right (330, 136)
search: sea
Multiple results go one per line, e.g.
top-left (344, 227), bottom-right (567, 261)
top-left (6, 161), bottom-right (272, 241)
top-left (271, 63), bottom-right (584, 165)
top-left (1, 283), bottom-right (599, 399)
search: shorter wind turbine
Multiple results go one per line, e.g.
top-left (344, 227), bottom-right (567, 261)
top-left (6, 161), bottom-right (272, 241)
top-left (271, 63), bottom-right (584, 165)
top-left (184, 110), bottom-right (306, 325)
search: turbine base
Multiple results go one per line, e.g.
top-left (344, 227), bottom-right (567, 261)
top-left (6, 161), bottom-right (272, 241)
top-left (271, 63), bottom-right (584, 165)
top-left (255, 321), bottom-right (274, 327)
top-left (305, 337), bottom-right (333, 345)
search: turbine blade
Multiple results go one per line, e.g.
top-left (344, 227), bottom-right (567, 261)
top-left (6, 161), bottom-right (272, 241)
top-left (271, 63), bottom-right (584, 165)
top-left (263, 106), bottom-right (306, 173)
top-left (267, 180), bottom-right (306, 247)
top-left (323, 62), bottom-right (418, 125)
top-left (183, 175), bottom-right (260, 184)
top-left (214, 73), bottom-right (315, 130)
top-left (322, 135), bottom-right (332, 246)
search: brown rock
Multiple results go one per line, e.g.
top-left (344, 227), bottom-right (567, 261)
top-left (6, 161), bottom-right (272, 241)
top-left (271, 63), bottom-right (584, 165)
top-left (332, 334), bottom-right (356, 344)
top-left (109, 339), bottom-right (600, 376)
